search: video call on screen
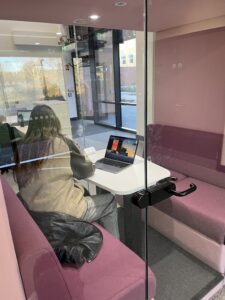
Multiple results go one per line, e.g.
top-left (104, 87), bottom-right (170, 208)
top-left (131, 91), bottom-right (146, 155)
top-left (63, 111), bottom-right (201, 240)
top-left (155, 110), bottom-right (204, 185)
top-left (106, 136), bottom-right (138, 163)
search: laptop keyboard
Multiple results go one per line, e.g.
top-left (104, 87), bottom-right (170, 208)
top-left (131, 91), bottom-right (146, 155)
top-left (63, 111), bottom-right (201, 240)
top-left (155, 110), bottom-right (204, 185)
top-left (98, 158), bottom-right (129, 168)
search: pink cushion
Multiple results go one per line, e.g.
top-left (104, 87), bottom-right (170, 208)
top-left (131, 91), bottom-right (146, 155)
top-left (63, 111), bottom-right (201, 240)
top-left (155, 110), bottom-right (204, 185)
top-left (156, 177), bottom-right (225, 244)
top-left (1, 176), bottom-right (156, 300)
top-left (63, 223), bottom-right (156, 300)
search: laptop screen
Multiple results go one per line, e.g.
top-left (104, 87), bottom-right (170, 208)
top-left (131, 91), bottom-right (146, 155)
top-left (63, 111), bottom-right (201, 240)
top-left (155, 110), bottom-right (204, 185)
top-left (105, 135), bottom-right (138, 164)
top-left (17, 110), bottom-right (32, 126)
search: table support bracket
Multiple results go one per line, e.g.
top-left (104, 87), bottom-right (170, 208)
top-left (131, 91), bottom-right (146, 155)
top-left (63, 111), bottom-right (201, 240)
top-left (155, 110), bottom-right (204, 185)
top-left (131, 176), bottom-right (197, 209)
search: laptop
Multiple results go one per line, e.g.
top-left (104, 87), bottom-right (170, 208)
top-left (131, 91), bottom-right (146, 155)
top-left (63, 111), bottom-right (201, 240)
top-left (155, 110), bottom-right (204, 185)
top-left (95, 135), bottom-right (139, 173)
top-left (17, 110), bottom-right (32, 127)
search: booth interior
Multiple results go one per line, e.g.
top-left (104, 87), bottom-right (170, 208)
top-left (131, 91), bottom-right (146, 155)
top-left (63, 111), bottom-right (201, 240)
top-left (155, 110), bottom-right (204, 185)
top-left (1, 5), bottom-right (225, 300)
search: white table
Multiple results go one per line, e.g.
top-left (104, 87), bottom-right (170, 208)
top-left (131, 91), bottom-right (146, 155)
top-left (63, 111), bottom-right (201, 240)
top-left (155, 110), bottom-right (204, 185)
top-left (87, 150), bottom-right (170, 256)
top-left (87, 149), bottom-right (170, 195)
top-left (14, 125), bottom-right (28, 135)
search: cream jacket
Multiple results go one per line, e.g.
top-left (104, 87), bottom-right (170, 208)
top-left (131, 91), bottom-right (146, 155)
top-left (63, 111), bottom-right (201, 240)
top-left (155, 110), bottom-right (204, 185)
top-left (19, 137), bottom-right (88, 219)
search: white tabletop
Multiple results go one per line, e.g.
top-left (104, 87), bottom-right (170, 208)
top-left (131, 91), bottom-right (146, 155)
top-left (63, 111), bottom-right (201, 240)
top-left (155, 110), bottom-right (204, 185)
top-left (14, 125), bottom-right (28, 134)
top-left (87, 150), bottom-right (170, 195)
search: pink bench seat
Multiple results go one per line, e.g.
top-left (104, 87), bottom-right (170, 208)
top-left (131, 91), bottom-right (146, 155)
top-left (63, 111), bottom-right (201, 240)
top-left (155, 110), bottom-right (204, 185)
top-left (156, 177), bottom-right (225, 244)
top-left (1, 175), bottom-right (156, 300)
top-left (148, 124), bottom-right (225, 272)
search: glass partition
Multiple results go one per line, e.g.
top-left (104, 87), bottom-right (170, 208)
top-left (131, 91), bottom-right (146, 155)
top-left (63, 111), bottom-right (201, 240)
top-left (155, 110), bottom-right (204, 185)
top-left (146, 1), bottom-right (225, 299)
top-left (0, 16), bottom-right (147, 300)
top-left (70, 19), bottom-right (150, 300)
top-left (2, 3), bottom-right (225, 300)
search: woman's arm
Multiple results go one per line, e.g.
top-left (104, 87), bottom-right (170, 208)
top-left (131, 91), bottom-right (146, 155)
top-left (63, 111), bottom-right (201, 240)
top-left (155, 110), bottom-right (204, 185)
top-left (65, 138), bottom-right (95, 180)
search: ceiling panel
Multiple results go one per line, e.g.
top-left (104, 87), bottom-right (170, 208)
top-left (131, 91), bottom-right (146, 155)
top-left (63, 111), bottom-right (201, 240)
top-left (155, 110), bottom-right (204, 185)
top-left (1, 0), bottom-right (225, 32)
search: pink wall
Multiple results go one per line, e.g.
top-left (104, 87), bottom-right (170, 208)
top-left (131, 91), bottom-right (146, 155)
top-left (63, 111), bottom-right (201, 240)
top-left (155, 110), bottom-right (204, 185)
top-left (154, 28), bottom-right (225, 134)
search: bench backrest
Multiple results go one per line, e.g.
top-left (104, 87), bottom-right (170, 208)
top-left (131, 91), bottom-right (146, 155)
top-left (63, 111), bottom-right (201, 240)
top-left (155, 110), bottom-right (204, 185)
top-left (148, 124), bottom-right (225, 188)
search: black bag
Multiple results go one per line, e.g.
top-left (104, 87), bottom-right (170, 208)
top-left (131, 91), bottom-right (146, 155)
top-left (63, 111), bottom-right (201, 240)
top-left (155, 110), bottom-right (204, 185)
top-left (30, 210), bottom-right (103, 267)
top-left (65, 138), bottom-right (95, 180)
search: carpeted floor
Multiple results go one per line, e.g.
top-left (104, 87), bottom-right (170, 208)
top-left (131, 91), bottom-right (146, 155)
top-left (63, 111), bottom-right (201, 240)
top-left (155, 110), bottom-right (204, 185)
top-left (117, 208), bottom-right (224, 300)
top-left (211, 288), bottom-right (225, 300)
top-left (147, 229), bottom-right (223, 300)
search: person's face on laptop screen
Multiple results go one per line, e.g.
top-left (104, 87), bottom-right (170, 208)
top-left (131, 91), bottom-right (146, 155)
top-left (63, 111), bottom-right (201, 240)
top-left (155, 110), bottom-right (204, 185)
top-left (106, 136), bottom-right (138, 163)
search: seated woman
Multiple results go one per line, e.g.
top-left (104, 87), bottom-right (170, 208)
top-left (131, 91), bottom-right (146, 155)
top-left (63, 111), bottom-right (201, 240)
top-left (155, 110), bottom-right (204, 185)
top-left (15, 104), bottom-right (119, 239)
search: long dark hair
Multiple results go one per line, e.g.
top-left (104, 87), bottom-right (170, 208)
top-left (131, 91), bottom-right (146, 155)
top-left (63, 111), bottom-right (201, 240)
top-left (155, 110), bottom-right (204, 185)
top-left (16, 104), bottom-right (65, 187)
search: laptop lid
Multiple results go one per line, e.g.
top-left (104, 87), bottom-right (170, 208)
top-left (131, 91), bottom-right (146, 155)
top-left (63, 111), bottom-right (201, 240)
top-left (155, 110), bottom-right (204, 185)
top-left (17, 110), bottom-right (32, 126)
top-left (105, 135), bottom-right (139, 164)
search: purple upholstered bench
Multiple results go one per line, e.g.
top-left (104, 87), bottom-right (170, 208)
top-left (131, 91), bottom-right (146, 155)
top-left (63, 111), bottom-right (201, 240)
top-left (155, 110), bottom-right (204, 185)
top-left (156, 178), bottom-right (225, 245)
top-left (147, 124), bottom-right (225, 273)
top-left (1, 175), bottom-right (156, 300)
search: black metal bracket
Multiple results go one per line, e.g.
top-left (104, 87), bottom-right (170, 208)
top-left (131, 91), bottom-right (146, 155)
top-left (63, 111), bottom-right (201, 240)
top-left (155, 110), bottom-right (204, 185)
top-left (131, 176), bottom-right (197, 209)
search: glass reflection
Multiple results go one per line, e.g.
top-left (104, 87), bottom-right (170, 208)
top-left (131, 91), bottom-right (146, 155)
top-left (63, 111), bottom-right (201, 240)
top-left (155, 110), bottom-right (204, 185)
top-left (0, 19), bottom-right (147, 300)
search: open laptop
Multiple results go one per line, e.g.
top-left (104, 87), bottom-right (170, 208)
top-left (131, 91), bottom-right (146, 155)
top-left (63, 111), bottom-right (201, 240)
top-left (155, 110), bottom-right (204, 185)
top-left (95, 135), bottom-right (139, 173)
top-left (17, 110), bottom-right (32, 127)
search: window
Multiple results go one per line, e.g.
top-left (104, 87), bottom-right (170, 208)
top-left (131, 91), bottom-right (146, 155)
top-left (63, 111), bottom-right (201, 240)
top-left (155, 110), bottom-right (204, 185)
top-left (0, 57), bottom-right (66, 116)
top-left (121, 55), bottom-right (126, 65)
top-left (128, 54), bottom-right (134, 64)
top-left (119, 30), bottom-right (137, 130)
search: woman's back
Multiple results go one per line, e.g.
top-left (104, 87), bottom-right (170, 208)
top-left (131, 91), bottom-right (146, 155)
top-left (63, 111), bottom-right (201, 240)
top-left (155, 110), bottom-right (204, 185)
top-left (16, 105), bottom-right (119, 238)
top-left (18, 137), bottom-right (87, 219)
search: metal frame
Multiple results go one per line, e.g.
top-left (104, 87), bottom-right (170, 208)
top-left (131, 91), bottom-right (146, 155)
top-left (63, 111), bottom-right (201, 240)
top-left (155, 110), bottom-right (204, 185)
top-left (71, 51), bottom-right (82, 120)
top-left (71, 26), bottom-right (137, 133)
top-left (113, 30), bottom-right (122, 128)
top-left (88, 27), bottom-right (99, 123)
top-left (89, 28), bottom-right (137, 132)
top-left (94, 121), bottom-right (136, 133)
top-left (90, 29), bottom-right (119, 128)
top-left (143, 1), bottom-right (149, 298)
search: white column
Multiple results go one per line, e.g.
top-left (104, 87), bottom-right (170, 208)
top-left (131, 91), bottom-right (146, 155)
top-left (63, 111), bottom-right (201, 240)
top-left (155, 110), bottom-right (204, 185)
top-left (136, 31), bottom-right (155, 137)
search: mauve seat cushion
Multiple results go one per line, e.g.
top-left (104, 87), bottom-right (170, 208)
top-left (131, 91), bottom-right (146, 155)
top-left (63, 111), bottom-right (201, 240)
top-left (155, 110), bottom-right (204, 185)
top-left (63, 223), bottom-right (156, 300)
top-left (155, 177), bottom-right (225, 244)
top-left (1, 176), bottom-right (156, 300)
